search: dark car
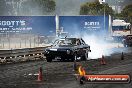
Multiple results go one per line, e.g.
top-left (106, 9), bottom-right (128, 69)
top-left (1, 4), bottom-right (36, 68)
top-left (122, 35), bottom-right (132, 47)
top-left (44, 38), bottom-right (91, 62)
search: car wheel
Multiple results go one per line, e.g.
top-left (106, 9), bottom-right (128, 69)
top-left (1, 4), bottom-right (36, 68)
top-left (84, 51), bottom-right (88, 60)
top-left (82, 50), bottom-right (88, 61)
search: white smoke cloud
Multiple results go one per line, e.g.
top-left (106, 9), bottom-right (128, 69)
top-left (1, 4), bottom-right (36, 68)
top-left (83, 35), bottom-right (108, 59)
top-left (82, 34), bottom-right (124, 59)
top-left (66, 25), bottom-right (123, 59)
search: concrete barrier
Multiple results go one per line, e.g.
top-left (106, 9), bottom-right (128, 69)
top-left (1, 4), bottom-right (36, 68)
top-left (0, 46), bottom-right (49, 64)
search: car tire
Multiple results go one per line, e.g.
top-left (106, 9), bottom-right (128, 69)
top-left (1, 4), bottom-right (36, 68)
top-left (84, 51), bottom-right (88, 60)
top-left (82, 50), bottom-right (88, 61)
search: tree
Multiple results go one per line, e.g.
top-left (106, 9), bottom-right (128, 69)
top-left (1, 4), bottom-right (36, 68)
top-left (120, 4), bottom-right (132, 24)
top-left (80, 1), bottom-right (114, 16)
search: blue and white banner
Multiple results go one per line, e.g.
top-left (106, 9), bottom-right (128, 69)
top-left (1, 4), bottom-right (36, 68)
top-left (0, 16), bottom-right (56, 35)
top-left (0, 16), bottom-right (109, 36)
top-left (59, 16), bottom-right (109, 36)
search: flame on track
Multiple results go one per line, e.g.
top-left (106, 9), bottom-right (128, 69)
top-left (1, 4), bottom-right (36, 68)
top-left (78, 66), bottom-right (86, 76)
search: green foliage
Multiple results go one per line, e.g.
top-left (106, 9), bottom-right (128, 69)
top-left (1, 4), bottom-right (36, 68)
top-left (116, 4), bottom-right (132, 24)
top-left (121, 4), bottom-right (132, 17)
top-left (80, 1), bottom-right (114, 16)
top-left (122, 4), bottom-right (132, 24)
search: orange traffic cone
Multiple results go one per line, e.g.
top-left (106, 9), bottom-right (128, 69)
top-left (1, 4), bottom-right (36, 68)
top-left (100, 55), bottom-right (106, 65)
top-left (121, 52), bottom-right (124, 60)
top-left (37, 67), bottom-right (43, 81)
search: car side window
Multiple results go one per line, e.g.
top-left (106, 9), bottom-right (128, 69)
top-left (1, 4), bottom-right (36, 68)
top-left (76, 39), bottom-right (81, 45)
top-left (81, 39), bottom-right (86, 45)
top-left (53, 39), bottom-right (59, 46)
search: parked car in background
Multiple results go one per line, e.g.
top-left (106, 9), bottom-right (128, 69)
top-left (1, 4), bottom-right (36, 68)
top-left (122, 35), bottom-right (132, 47)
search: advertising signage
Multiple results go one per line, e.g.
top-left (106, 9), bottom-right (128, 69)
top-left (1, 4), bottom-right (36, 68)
top-left (0, 16), bottom-right (109, 36)
top-left (59, 16), bottom-right (109, 36)
top-left (0, 16), bottom-right (56, 35)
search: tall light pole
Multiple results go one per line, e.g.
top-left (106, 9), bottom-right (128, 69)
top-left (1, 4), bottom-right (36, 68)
top-left (104, 4), bottom-right (105, 31)
top-left (99, 0), bottom-right (106, 32)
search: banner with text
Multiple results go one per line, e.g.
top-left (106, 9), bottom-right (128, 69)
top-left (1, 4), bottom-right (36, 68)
top-left (0, 16), bottom-right (56, 36)
top-left (59, 16), bottom-right (109, 36)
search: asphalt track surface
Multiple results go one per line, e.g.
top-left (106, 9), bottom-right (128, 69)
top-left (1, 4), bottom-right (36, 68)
top-left (0, 47), bottom-right (132, 88)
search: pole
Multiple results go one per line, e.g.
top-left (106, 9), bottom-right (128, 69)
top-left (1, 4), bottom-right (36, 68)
top-left (104, 4), bottom-right (105, 31)
top-left (55, 15), bottom-right (59, 37)
top-left (99, 0), bottom-right (106, 35)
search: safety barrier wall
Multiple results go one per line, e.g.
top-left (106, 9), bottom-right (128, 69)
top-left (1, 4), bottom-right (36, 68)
top-left (0, 46), bottom-right (49, 64)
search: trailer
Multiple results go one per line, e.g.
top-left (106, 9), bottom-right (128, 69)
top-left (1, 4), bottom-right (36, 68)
top-left (112, 19), bottom-right (131, 42)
